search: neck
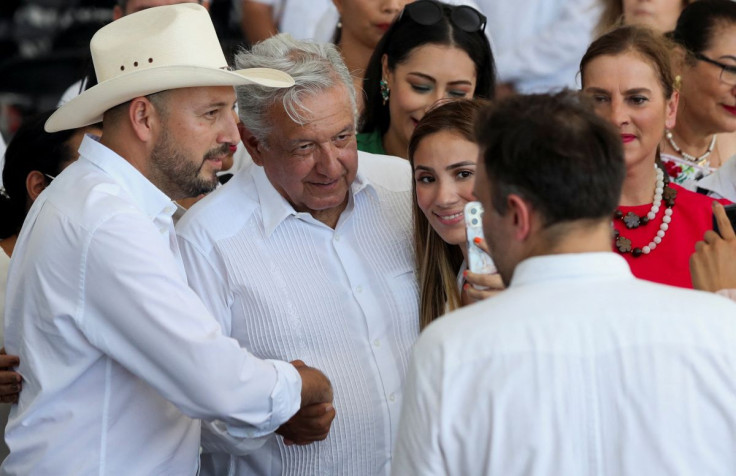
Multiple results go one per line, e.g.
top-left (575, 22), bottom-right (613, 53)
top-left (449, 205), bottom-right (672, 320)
top-left (0, 234), bottom-right (17, 257)
top-left (532, 219), bottom-right (613, 257)
top-left (338, 34), bottom-right (373, 102)
top-left (620, 161), bottom-right (658, 206)
top-left (669, 102), bottom-right (718, 156)
top-left (309, 197), bottom-right (349, 230)
top-left (382, 126), bottom-right (408, 159)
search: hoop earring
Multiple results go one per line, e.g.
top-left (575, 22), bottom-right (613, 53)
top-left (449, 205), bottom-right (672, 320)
top-left (380, 79), bottom-right (390, 106)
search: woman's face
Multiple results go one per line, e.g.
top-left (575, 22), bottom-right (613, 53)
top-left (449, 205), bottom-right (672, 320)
top-left (623, 0), bottom-right (686, 33)
top-left (678, 22), bottom-right (736, 134)
top-left (582, 51), bottom-right (677, 171)
top-left (384, 44), bottom-right (477, 152)
top-left (413, 129), bottom-right (479, 246)
top-left (334, 0), bottom-right (414, 49)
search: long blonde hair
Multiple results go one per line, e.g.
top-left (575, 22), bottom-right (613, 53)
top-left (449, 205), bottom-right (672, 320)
top-left (408, 99), bottom-right (488, 329)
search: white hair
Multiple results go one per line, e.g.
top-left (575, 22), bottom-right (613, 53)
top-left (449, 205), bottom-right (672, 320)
top-left (233, 33), bottom-right (357, 143)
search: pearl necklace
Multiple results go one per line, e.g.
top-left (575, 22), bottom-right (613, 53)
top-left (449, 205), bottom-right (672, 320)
top-left (613, 166), bottom-right (678, 258)
top-left (665, 129), bottom-right (716, 167)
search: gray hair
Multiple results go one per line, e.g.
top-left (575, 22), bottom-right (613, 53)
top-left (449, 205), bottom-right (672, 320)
top-left (234, 33), bottom-right (357, 143)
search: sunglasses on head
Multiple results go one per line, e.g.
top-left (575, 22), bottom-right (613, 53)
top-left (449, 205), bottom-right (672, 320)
top-left (399, 0), bottom-right (487, 33)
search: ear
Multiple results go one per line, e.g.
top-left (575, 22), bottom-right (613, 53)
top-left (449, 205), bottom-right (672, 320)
top-left (239, 123), bottom-right (265, 167)
top-left (200, 0), bottom-right (211, 11)
top-left (665, 89), bottom-right (679, 130)
top-left (128, 97), bottom-right (160, 144)
top-left (25, 170), bottom-right (49, 202)
top-left (332, 0), bottom-right (344, 15)
top-left (506, 194), bottom-right (534, 242)
top-left (112, 5), bottom-right (124, 20)
top-left (381, 54), bottom-right (391, 83)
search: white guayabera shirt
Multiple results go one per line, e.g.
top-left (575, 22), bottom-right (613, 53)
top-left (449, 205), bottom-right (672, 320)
top-left (177, 151), bottom-right (420, 476)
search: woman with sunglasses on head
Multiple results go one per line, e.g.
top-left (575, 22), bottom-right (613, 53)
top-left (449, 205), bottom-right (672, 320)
top-left (409, 99), bottom-right (503, 329)
top-left (659, 0), bottom-right (736, 191)
top-left (358, 0), bottom-right (495, 159)
top-left (581, 25), bottom-right (727, 289)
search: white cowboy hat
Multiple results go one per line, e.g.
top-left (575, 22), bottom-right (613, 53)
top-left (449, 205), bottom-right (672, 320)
top-left (45, 3), bottom-right (294, 132)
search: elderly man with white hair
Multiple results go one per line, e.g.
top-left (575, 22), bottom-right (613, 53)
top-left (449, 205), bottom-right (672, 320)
top-left (176, 34), bottom-right (419, 475)
top-left (2, 5), bottom-right (334, 475)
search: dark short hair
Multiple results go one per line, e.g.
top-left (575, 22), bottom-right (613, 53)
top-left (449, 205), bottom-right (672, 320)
top-left (0, 111), bottom-right (80, 238)
top-left (474, 91), bottom-right (625, 226)
top-left (360, 0), bottom-right (496, 135)
top-left (672, 0), bottom-right (736, 56)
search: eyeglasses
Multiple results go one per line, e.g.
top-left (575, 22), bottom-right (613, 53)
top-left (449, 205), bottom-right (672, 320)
top-left (693, 52), bottom-right (736, 86)
top-left (399, 0), bottom-right (487, 33)
top-left (44, 173), bottom-right (56, 181)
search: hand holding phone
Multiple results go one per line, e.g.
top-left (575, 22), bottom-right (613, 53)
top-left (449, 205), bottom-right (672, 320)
top-left (464, 201), bottom-right (496, 275)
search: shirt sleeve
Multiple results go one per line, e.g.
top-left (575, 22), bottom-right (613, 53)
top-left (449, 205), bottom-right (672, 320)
top-left (391, 331), bottom-right (446, 475)
top-left (716, 289), bottom-right (736, 302)
top-left (494, 0), bottom-right (600, 87)
top-left (79, 210), bottom-right (301, 437)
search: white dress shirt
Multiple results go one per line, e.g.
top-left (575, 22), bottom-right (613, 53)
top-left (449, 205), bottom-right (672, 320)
top-left (176, 151), bottom-right (420, 475)
top-left (394, 252), bottom-right (736, 476)
top-left (1, 135), bottom-right (301, 475)
top-left (477, 0), bottom-right (600, 93)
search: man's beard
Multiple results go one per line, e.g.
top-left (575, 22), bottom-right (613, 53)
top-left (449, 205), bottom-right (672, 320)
top-left (149, 129), bottom-right (225, 199)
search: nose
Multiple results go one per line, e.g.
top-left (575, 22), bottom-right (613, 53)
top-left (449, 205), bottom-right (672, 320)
top-left (218, 110), bottom-right (241, 146)
top-left (315, 142), bottom-right (344, 177)
top-left (609, 98), bottom-right (630, 127)
top-left (435, 179), bottom-right (459, 207)
top-left (381, 0), bottom-right (403, 14)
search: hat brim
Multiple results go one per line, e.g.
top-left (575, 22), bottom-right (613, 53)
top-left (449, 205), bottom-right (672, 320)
top-left (45, 66), bottom-right (294, 132)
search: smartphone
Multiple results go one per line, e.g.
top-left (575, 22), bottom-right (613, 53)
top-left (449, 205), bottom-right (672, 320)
top-left (713, 203), bottom-right (736, 237)
top-left (464, 201), bottom-right (497, 275)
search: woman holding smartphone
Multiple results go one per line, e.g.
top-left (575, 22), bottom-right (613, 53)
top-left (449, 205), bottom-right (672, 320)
top-left (409, 99), bottom-right (503, 329)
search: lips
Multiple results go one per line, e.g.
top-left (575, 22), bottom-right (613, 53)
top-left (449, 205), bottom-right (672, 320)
top-left (433, 210), bottom-right (464, 226)
top-left (722, 104), bottom-right (736, 116)
top-left (376, 23), bottom-right (390, 32)
top-left (621, 134), bottom-right (636, 144)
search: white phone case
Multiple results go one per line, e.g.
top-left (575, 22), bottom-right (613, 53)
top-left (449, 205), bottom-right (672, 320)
top-left (464, 201), bottom-right (497, 275)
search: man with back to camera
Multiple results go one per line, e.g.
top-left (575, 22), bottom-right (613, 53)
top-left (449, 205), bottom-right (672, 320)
top-left (176, 34), bottom-right (419, 475)
top-left (2, 5), bottom-right (335, 474)
top-left (392, 91), bottom-right (736, 475)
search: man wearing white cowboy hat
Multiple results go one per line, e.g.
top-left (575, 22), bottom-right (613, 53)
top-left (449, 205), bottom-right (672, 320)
top-left (2, 4), bottom-right (334, 475)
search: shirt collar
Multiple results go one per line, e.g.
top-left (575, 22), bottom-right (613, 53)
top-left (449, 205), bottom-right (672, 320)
top-left (252, 165), bottom-right (375, 237)
top-left (510, 252), bottom-right (634, 288)
top-left (78, 135), bottom-right (177, 220)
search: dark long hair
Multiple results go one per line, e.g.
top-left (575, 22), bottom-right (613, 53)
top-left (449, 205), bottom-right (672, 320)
top-left (359, 0), bottom-right (495, 135)
top-left (0, 111), bottom-right (79, 238)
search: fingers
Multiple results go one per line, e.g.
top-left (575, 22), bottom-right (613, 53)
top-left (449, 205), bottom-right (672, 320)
top-left (472, 236), bottom-right (491, 255)
top-left (465, 270), bottom-right (504, 290)
top-left (713, 202), bottom-right (736, 240)
top-left (277, 403), bottom-right (336, 446)
top-left (0, 354), bottom-right (20, 369)
top-left (289, 359), bottom-right (306, 369)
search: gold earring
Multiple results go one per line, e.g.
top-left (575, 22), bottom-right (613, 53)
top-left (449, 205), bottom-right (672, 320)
top-left (673, 75), bottom-right (682, 91)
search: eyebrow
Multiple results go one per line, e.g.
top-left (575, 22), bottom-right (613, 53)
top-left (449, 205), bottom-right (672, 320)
top-left (414, 161), bottom-right (476, 173)
top-left (583, 87), bottom-right (652, 95)
top-left (407, 72), bottom-right (474, 86)
top-left (286, 123), bottom-right (356, 146)
top-left (717, 55), bottom-right (736, 62)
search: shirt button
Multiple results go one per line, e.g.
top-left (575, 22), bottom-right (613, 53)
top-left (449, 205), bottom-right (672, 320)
top-left (356, 285), bottom-right (363, 293)
top-left (373, 339), bottom-right (380, 348)
top-left (389, 393), bottom-right (396, 402)
top-left (159, 226), bottom-right (167, 234)
top-left (334, 234), bottom-right (341, 242)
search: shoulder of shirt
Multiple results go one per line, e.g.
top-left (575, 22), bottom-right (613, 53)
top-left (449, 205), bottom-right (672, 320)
top-left (175, 165), bottom-right (259, 250)
top-left (47, 160), bottom-right (152, 233)
top-left (416, 273), bottom-right (736, 360)
top-left (357, 150), bottom-right (412, 193)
